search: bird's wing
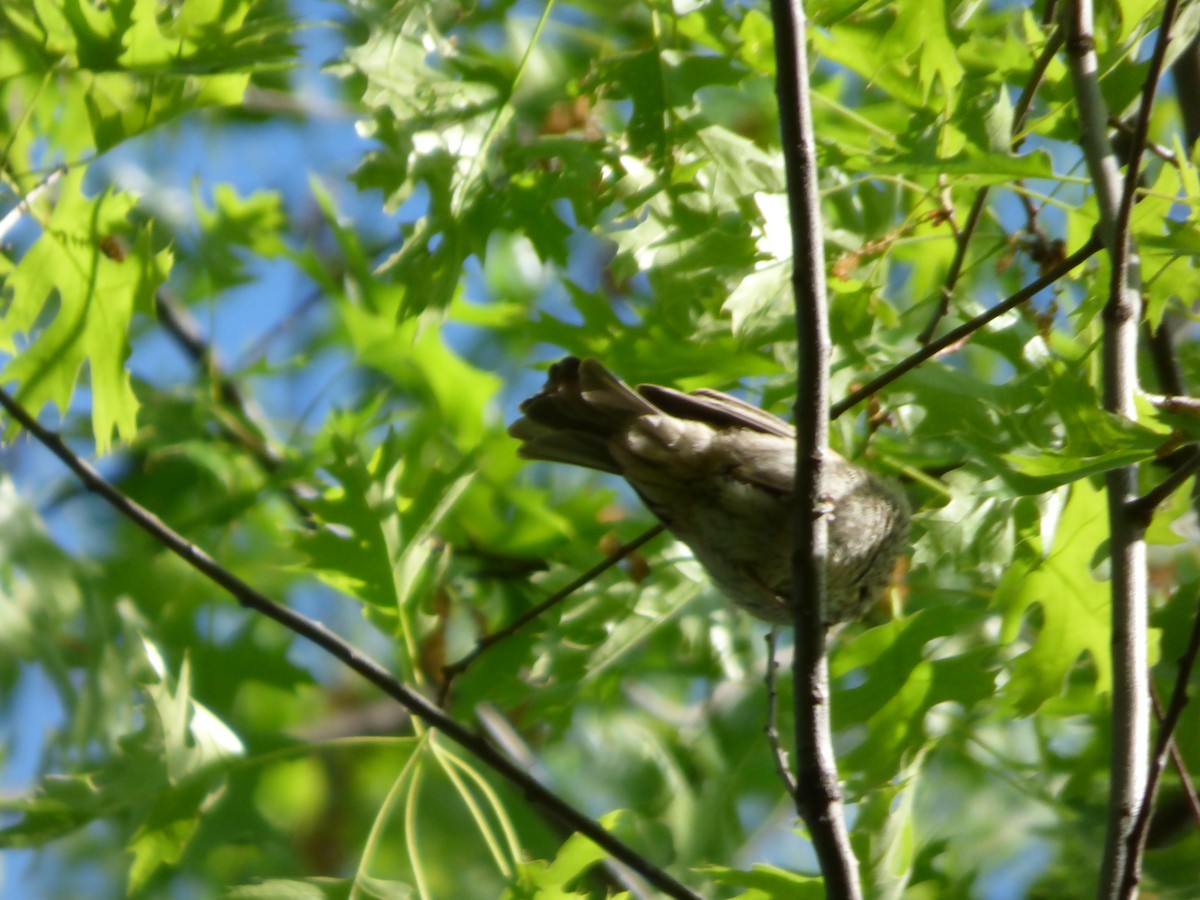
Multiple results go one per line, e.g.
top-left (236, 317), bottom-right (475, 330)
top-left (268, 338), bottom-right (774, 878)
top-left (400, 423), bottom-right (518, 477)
top-left (635, 384), bottom-right (795, 438)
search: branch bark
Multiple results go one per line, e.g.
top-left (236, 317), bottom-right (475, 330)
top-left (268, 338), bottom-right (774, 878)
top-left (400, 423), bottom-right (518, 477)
top-left (770, 0), bottom-right (861, 896)
top-left (1061, 0), bottom-right (1177, 894)
top-left (1123, 593), bottom-right (1200, 897)
top-left (438, 524), bottom-right (665, 703)
top-left (0, 386), bottom-right (702, 900)
top-left (831, 234), bottom-right (1102, 419)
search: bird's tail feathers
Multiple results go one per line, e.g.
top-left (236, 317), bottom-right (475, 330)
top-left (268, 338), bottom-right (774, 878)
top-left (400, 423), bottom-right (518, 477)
top-left (509, 357), bottom-right (657, 473)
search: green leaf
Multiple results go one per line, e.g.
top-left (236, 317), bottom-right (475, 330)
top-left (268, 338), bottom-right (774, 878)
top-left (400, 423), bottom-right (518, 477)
top-left (833, 607), bottom-right (995, 788)
top-left (703, 863), bottom-right (825, 899)
top-left (127, 778), bottom-right (208, 893)
top-left (0, 0), bottom-right (294, 151)
top-left (845, 145), bottom-right (1055, 182)
top-left (853, 750), bottom-right (925, 900)
top-left (0, 168), bottom-right (171, 453)
top-left (596, 50), bottom-right (667, 156)
top-left (508, 809), bottom-right (640, 898)
top-left (984, 86), bottom-right (1014, 154)
top-left (228, 877), bottom-right (412, 899)
top-left (993, 480), bottom-right (1112, 713)
top-left (0, 635), bottom-right (240, 895)
top-left (723, 262), bottom-right (791, 340)
top-left (341, 310), bottom-right (502, 449)
top-left (996, 405), bottom-right (1168, 494)
top-left (190, 185), bottom-right (290, 294)
top-left (879, 0), bottom-right (965, 105)
top-left (298, 424), bottom-right (474, 622)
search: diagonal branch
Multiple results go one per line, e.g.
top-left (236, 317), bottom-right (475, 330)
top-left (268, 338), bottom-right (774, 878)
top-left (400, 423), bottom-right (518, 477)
top-left (0, 165), bottom-right (65, 241)
top-left (437, 524), bottom-right (665, 704)
top-left (832, 234), bottom-right (1102, 419)
top-left (0, 386), bottom-right (702, 900)
top-left (1150, 682), bottom-right (1200, 833)
top-left (1125, 447), bottom-right (1200, 530)
top-left (770, 0), bottom-right (861, 895)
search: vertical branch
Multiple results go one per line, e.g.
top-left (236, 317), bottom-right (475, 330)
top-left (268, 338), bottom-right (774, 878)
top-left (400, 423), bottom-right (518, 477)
top-left (769, 0), bottom-right (861, 896)
top-left (1065, 0), bottom-right (1147, 886)
top-left (1110, 1), bottom-right (1183, 891)
top-left (1122, 594), bottom-right (1200, 897)
top-left (1061, 0), bottom-right (1178, 895)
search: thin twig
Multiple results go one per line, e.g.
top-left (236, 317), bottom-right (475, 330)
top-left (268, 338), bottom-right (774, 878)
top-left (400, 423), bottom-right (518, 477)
top-left (1013, 27), bottom-right (1067, 147)
top-left (916, 192), bottom-right (987, 345)
top-left (1139, 17), bottom-right (1200, 853)
top-left (437, 524), bottom-right (666, 704)
top-left (764, 629), bottom-right (799, 798)
top-left (770, 0), bottom-right (862, 895)
top-left (155, 291), bottom-right (292, 478)
top-left (235, 286), bottom-right (326, 369)
top-left (1142, 393), bottom-right (1200, 415)
top-left (1150, 682), bottom-right (1200, 832)
top-left (1110, 5), bottom-right (1178, 246)
top-left (1125, 447), bottom-right (1200, 529)
top-left (0, 387), bottom-right (702, 900)
top-left (1108, 115), bottom-right (1180, 166)
top-left (1123, 593), bottom-right (1200, 897)
top-left (831, 234), bottom-right (1102, 420)
top-left (915, 27), bottom-right (1064, 344)
top-left (1139, 142), bottom-right (1200, 839)
top-left (0, 165), bottom-right (64, 241)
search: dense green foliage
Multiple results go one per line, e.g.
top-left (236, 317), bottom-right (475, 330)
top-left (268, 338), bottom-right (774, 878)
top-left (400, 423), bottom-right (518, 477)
top-left (1, 0), bottom-right (1198, 897)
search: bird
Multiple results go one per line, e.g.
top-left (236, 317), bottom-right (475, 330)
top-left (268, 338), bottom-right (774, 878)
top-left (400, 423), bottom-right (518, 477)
top-left (508, 357), bottom-right (910, 626)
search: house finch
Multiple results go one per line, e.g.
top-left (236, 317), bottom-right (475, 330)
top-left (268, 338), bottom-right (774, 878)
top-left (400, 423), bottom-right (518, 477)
top-left (509, 357), bottom-right (909, 625)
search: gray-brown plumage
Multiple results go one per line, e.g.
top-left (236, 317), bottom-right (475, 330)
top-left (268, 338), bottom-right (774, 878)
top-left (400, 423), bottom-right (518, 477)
top-left (509, 357), bottom-right (910, 625)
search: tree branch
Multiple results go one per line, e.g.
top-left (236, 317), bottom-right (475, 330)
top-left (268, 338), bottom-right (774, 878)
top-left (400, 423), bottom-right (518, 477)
top-left (1142, 392), bottom-right (1200, 415)
top-left (1125, 447), bottom-right (1200, 530)
top-left (1150, 682), bottom-right (1200, 833)
top-left (764, 629), bottom-right (799, 798)
top-left (1122, 592), bottom-right (1200, 898)
top-left (0, 387), bottom-right (702, 900)
top-left (437, 524), bottom-right (666, 704)
top-left (1062, 0), bottom-right (1177, 894)
top-left (0, 165), bottom-right (65, 241)
top-left (1104, 1), bottom-right (1184, 890)
top-left (770, 0), bottom-right (861, 895)
top-left (831, 234), bottom-right (1102, 420)
top-left (153, 292), bottom-right (310, 527)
